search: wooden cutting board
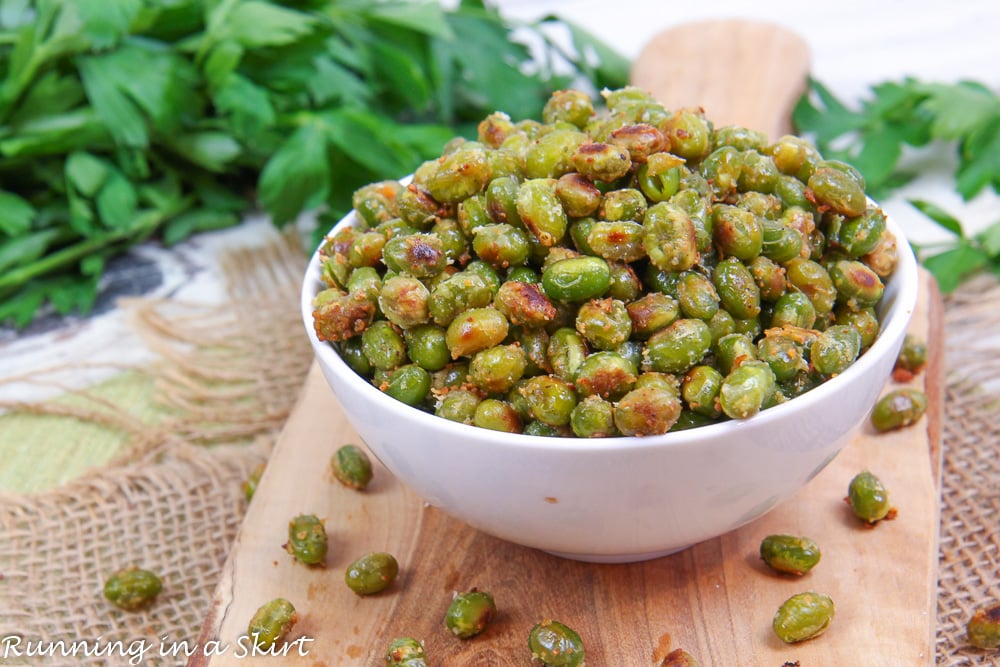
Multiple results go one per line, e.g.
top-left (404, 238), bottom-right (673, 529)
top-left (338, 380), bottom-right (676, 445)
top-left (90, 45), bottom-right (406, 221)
top-left (193, 21), bottom-right (945, 667)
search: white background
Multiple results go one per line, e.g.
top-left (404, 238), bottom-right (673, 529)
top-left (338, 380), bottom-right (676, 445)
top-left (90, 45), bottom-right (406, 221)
top-left (494, 0), bottom-right (1000, 245)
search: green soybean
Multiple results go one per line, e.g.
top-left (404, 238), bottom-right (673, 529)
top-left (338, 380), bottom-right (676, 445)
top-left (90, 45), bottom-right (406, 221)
top-left (345, 552), bottom-right (399, 595)
top-left (760, 534), bottom-right (822, 576)
top-left (713, 257), bottom-right (761, 320)
top-left (385, 637), bottom-right (428, 667)
top-left (285, 514), bottom-right (328, 566)
top-left (614, 385), bottom-right (682, 435)
top-left (435, 389), bottom-right (481, 424)
top-left (517, 178), bottom-right (568, 246)
top-left (570, 395), bottom-right (619, 437)
top-left (870, 388), bottom-right (927, 432)
top-left (528, 620), bottom-right (585, 667)
top-left (967, 603), bottom-right (1000, 649)
top-left (575, 298), bottom-right (632, 350)
top-left (847, 470), bottom-right (893, 524)
top-left (542, 256), bottom-right (611, 302)
top-left (719, 360), bottom-right (776, 419)
top-left (643, 318), bottom-right (712, 374)
top-left (445, 590), bottom-right (497, 639)
top-left (248, 598), bottom-right (298, 649)
top-left (331, 444), bottom-right (373, 490)
top-left (103, 567), bottom-right (162, 611)
top-left (643, 201), bottom-right (699, 272)
top-left (445, 308), bottom-right (509, 359)
top-left (473, 398), bottom-right (523, 433)
top-left (772, 592), bottom-right (835, 643)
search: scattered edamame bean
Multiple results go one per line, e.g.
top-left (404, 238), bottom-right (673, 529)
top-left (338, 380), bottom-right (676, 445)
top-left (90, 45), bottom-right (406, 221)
top-left (242, 462), bottom-right (265, 502)
top-left (528, 619), bottom-right (585, 667)
top-left (444, 589), bottom-right (497, 639)
top-left (660, 648), bottom-right (701, 667)
top-left (847, 470), bottom-right (894, 525)
top-left (248, 598), bottom-right (298, 650)
top-left (871, 388), bottom-right (928, 432)
top-left (759, 534), bottom-right (822, 576)
top-left (331, 444), bottom-right (373, 490)
top-left (892, 333), bottom-right (928, 381)
top-left (385, 637), bottom-right (428, 666)
top-left (772, 591), bottom-right (835, 643)
top-left (345, 552), bottom-right (399, 595)
top-left (312, 86), bottom-right (900, 438)
top-left (103, 567), bottom-right (162, 611)
top-left (285, 514), bottom-right (327, 566)
top-left (967, 603), bottom-right (1000, 649)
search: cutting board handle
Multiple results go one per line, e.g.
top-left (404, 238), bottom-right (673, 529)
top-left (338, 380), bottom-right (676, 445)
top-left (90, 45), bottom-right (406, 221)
top-left (630, 19), bottom-right (811, 140)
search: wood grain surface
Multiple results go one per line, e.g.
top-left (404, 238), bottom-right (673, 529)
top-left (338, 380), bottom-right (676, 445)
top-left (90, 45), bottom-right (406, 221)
top-left (192, 271), bottom-right (942, 667)
top-left (193, 20), bottom-right (944, 667)
top-left (631, 20), bottom-right (812, 141)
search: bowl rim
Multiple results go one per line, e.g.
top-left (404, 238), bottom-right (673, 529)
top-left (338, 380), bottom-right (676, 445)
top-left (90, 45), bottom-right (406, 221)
top-left (301, 193), bottom-right (919, 454)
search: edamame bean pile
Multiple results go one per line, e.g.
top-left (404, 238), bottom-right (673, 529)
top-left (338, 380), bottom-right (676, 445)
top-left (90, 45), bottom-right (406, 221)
top-left (311, 86), bottom-right (898, 437)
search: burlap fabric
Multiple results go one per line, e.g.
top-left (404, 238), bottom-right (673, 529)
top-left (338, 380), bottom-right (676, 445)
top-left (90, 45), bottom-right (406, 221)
top-left (0, 232), bottom-right (997, 665)
top-left (935, 276), bottom-right (1000, 665)
top-left (0, 231), bottom-right (313, 666)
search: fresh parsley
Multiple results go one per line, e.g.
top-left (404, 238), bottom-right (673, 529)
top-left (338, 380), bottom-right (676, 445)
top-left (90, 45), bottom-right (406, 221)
top-left (793, 77), bottom-right (1000, 292)
top-left (0, 0), bottom-right (629, 327)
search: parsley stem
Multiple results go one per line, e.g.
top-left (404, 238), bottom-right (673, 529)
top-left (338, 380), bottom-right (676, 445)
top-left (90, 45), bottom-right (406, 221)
top-left (0, 205), bottom-right (189, 296)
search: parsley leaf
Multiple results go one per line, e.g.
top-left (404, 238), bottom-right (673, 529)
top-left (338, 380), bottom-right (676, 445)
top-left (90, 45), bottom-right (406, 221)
top-left (795, 77), bottom-right (1000, 290)
top-left (0, 0), bottom-right (627, 328)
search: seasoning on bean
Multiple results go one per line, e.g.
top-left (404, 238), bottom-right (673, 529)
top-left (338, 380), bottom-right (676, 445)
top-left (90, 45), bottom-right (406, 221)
top-left (312, 86), bottom-right (898, 437)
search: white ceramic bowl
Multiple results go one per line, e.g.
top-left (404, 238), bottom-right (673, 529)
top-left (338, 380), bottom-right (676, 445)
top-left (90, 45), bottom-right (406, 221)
top-left (301, 204), bottom-right (919, 563)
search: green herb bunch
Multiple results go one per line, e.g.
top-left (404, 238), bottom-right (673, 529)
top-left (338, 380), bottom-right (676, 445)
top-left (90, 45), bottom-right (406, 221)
top-left (794, 78), bottom-right (1000, 292)
top-left (0, 0), bottom-right (628, 327)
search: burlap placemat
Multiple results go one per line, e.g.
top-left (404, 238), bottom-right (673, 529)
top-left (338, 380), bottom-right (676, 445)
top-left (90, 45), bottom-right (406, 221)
top-left (934, 275), bottom-right (1000, 666)
top-left (0, 230), bottom-right (313, 666)
top-left (0, 232), bottom-right (997, 665)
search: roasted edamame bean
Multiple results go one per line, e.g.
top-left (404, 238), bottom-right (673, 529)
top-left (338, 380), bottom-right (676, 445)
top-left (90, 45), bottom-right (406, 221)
top-left (719, 360), bottom-right (776, 419)
top-left (331, 444), bottom-right (373, 490)
top-left (643, 201), bottom-right (699, 272)
top-left (103, 567), bottom-right (162, 611)
top-left (248, 598), bottom-right (298, 649)
top-left (570, 395), bottom-right (619, 437)
top-left (383, 364), bottom-right (431, 406)
top-left (772, 592), bottom-right (835, 643)
top-left (659, 648), bottom-right (702, 667)
top-left (528, 620), bottom-right (585, 667)
top-left (892, 333), bottom-right (927, 381)
top-left (575, 298), bottom-right (632, 350)
top-left (614, 385), bottom-right (681, 435)
top-left (519, 375), bottom-right (577, 426)
top-left (871, 388), bottom-right (927, 432)
top-left (473, 398), bottom-right (523, 433)
top-left (760, 534), bottom-right (822, 576)
top-left (242, 463), bottom-right (265, 503)
top-left (847, 470), bottom-right (893, 525)
top-left (435, 389), bottom-right (481, 424)
top-left (285, 514), bottom-right (328, 566)
top-left (518, 178), bottom-right (568, 246)
top-left (681, 365), bottom-right (724, 418)
top-left (967, 603), bottom-right (1000, 649)
top-left (315, 86), bottom-right (899, 437)
top-left (445, 589), bottom-right (497, 639)
top-left (573, 351), bottom-right (637, 400)
top-left (542, 256), bottom-right (611, 302)
top-left (385, 637), bottom-right (428, 667)
top-left (643, 318), bottom-right (712, 374)
top-left (810, 324), bottom-right (862, 378)
top-left (345, 552), bottom-right (399, 595)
